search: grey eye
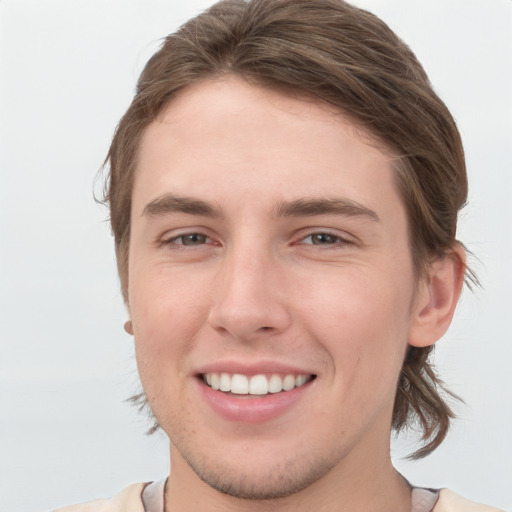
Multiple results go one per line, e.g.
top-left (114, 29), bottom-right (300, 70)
top-left (177, 233), bottom-right (209, 245)
top-left (307, 233), bottom-right (340, 245)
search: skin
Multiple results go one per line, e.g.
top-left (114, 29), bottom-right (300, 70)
top-left (127, 77), bottom-right (464, 511)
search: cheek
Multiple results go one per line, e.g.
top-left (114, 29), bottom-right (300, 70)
top-left (129, 267), bottom-right (211, 376)
top-left (298, 265), bottom-right (414, 386)
top-left (129, 271), bottom-right (205, 424)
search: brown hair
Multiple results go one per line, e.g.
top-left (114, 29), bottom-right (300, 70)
top-left (104, 0), bottom-right (471, 458)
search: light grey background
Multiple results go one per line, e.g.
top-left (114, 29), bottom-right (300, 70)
top-left (1, 1), bottom-right (511, 510)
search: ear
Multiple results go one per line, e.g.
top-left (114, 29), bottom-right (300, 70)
top-left (124, 320), bottom-right (134, 335)
top-left (408, 245), bottom-right (466, 348)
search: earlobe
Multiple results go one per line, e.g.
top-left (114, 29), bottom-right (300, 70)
top-left (124, 320), bottom-right (134, 335)
top-left (408, 246), bottom-right (466, 348)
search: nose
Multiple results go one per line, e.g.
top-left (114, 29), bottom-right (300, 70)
top-left (207, 244), bottom-right (292, 342)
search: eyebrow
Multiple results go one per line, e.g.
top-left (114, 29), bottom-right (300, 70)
top-left (274, 198), bottom-right (380, 222)
top-left (141, 194), bottom-right (379, 222)
top-left (142, 194), bottom-right (223, 218)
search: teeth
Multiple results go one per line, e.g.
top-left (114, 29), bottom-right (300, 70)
top-left (282, 375), bottom-right (295, 391)
top-left (295, 375), bottom-right (308, 387)
top-left (249, 374), bottom-right (268, 395)
top-left (268, 374), bottom-right (283, 393)
top-left (203, 372), bottom-right (312, 395)
top-left (231, 374), bottom-right (249, 394)
top-left (219, 373), bottom-right (231, 392)
top-left (211, 372), bottom-right (220, 390)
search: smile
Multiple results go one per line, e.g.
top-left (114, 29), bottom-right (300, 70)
top-left (202, 372), bottom-right (315, 395)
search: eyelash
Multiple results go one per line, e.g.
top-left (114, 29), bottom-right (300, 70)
top-left (160, 230), bottom-right (352, 249)
top-left (160, 232), bottom-right (215, 248)
top-left (299, 232), bottom-right (350, 247)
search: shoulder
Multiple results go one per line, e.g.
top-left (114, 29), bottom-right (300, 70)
top-left (434, 489), bottom-right (505, 512)
top-left (52, 482), bottom-right (147, 512)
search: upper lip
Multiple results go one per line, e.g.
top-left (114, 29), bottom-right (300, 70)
top-left (195, 360), bottom-right (316, 377)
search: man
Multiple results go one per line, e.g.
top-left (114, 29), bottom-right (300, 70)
top-left (56, 0), bottom-right (503, 510)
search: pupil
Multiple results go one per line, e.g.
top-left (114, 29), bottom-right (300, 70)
top-left (184, 234), bottom-right (205, 245)
top-left (314, 233), bottom-right (335, 244)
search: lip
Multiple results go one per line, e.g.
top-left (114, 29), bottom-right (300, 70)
top-left (195, 360), bottom-right (314, 377)
top-left (196, 373), bottom-right (315, 424)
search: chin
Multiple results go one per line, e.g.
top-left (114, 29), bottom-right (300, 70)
top-left (180, 445), bottom-right (339, 500)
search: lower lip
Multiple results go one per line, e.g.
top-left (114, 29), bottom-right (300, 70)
top-left (198, 378), bottom-right (313, 423)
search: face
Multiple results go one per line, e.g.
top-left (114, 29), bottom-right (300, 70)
top-left (128, 77), bottom-right (420, 499)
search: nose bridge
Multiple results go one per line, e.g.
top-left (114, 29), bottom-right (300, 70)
top-left (208, 236), bottom-right (290, 339)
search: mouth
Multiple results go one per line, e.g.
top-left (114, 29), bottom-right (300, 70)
top-left (201, 372), bottom-right (316, 396)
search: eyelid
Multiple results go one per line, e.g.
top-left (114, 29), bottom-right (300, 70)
top-left (158, 227), bottom-right (218, 247)
top-left (171, 233), bottom-right (211, 245)
top-left (294, 227), bottom-right (356, 246)
top-left (301, 233), bottom-right (346, 245)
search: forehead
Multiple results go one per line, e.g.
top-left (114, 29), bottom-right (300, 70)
top-left (134, 77), bottom-right (402, 220)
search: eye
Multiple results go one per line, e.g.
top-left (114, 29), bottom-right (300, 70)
top-left (302, 232), bottom-right (346, 245)
top-left (166, 232), bottom-right (212, 246)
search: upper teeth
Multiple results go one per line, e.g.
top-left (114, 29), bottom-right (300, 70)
top-left (203, 373), bottom-right (311, 395)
